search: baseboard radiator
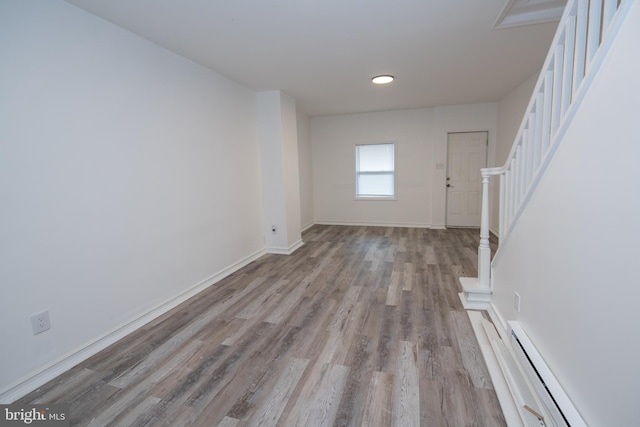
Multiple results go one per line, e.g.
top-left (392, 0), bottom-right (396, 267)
top-left (481, 319), bottom-right (586, 426)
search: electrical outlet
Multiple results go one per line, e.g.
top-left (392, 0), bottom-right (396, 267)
top-left (514, 292), bottom-right (521, 313)
top-left (31, 310), bottom-right (50, 335)
top-left (271, 225), bottom-right (277, 234)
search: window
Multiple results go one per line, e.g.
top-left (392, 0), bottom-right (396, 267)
top-left (355, 142), bottom-right (396, 199)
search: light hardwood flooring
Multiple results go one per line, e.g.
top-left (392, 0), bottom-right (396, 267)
top-left (18, 225), bottom-right (505, 426)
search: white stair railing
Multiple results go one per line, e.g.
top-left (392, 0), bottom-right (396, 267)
top-left (460, 0), bottom-right (630, 309)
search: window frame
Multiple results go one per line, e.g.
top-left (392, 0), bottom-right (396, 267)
top-left (354, 142), bottom-right (397, 201)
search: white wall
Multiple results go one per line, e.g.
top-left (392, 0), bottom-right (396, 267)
top-left (311, 104), bottom-right (497, 228)
top-left (280, 94), bottom-right (303, 249)
top-left (297, 111), bottom-right (314, 230)
top-left (496, 73), bottom-right (539, 165)
top-left (258, 91), bottom-right (302, 253)
top-left (312, 109), bottom-right (433, 227)
top-left (0, 0), bottom-right (264, 395)
top-left (491, 2), bottom-right (640, 424)
top-left (492, 73), bottom-right (539, 234)
top-left (259, 91), bottom-right (289, 250)
top-left (432, 103), bottom-right (498, 228)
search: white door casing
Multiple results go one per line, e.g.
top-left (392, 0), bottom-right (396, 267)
top-left (446, 132), bottom-right (488, 227)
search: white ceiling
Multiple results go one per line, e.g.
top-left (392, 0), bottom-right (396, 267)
top-left (63, 0), bottom-right (561, 117)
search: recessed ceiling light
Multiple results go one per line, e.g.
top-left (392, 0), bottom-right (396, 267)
top-left (372, 75), bottom-right (394, 84)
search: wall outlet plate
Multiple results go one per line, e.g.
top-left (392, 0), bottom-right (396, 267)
top-left (514, 292), bottom-right (521, 313)
top-left (31, 310), bottom-right (51, 335)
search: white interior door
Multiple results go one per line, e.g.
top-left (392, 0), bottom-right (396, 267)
top-left (446, 132), bottom-right (488, 227)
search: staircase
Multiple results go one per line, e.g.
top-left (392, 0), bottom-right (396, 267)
top-left (459, 0), bottom-right (631, 311)
top-left (459, 0), bottom-right (635, 425)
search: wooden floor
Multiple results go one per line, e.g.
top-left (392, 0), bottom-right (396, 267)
top-left (18, 225), bottom-right (505, 426)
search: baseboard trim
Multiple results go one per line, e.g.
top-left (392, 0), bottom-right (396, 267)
top-left (487, 301), bottom-right (510, 342)
top-left (266, 239), bottom-right (305, 255)
top-left (314, 220), bottom-right (435, 229)
top-left (301, 222), bottom-right (315, 232)
top-left (0, 247), bottom-right (267, 404)
top-left (466, 311), bottom-right (524, 427)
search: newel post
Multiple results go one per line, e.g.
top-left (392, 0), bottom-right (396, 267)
top-left (459, 167), bottom-right (498, 310)
top-left (478, 171), bottom-right (491, 289)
